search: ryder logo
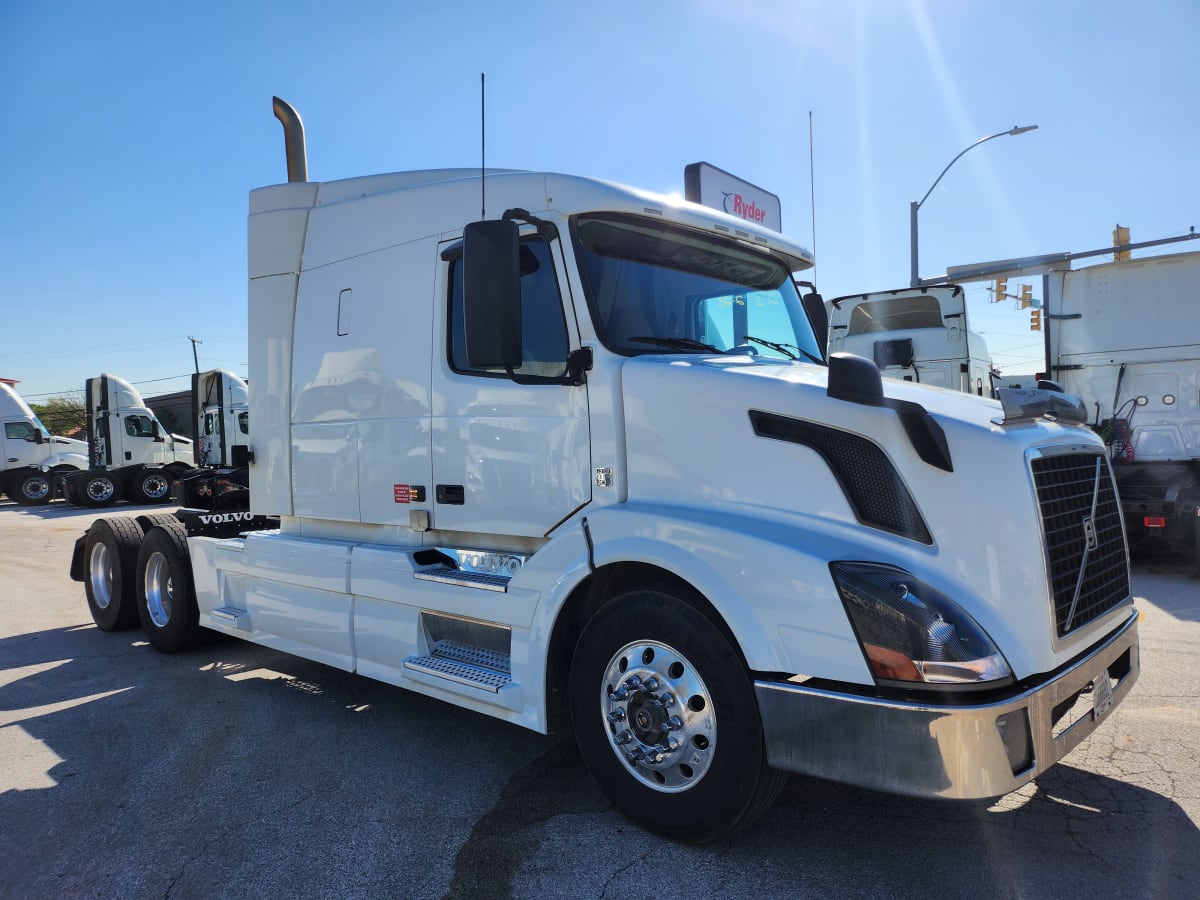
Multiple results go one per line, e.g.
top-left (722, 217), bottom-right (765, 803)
top-left (721, 192), bottom-right (767, 224)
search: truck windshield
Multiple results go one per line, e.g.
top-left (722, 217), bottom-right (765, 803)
top-left (572, 213), bottom-right (823, 362)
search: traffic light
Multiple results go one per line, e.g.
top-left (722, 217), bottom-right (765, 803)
top-left (1113, 224), bottom-right (1131, 261)
top-left (994, 277), bottom-right (1008, 303)
top-left (1019, 284), bottom-right (1032, 309)
top-left (1030, 309), bottom-right (1042, 331)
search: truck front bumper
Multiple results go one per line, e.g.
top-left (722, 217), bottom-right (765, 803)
top-left (754, 609), bottom-right (1139, 799)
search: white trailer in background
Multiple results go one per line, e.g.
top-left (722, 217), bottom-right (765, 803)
top-left (0, 382), bottom-right (88, 505)
top-left (70, 97), bottom-right (1140, 843)
top-left (1043, 249), bottom-right (1200, 556)
top-left (827, 285), bottom-right (993, 396)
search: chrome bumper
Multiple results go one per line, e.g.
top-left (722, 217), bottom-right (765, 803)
top-left (754, 609), bottom-right (1139, 799)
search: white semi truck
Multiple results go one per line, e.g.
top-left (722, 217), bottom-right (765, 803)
top-left (71, 98), bottom-right (1140, 842)
top-left (827, 285), bottom-right (993, 396)
top-left (0, 382), bottom-right (88, 504)
top-left (61, 373), bottom-right (195, 507)
top-left (173, 369), bottom-right (251, 509)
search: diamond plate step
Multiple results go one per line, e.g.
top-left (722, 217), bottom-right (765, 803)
top-left (404, 640), bottom-right (512, 693)
top-left (413, 565), bottom-right (510, 592)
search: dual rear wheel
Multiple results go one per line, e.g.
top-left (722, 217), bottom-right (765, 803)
top-left (82, 518), bottom-right (201, 653)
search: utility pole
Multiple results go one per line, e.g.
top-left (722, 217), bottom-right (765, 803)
top-left (188, 336), bottom-right (202, 374)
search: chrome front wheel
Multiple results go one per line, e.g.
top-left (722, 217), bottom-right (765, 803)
top-left (601, 640), bottom-right (716, 792)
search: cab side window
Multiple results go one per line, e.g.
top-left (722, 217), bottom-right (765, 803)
top-left (5, 422), bottom-right (36, 441)
top-left (448, 240), bottom-right (569, 379)
top-left (124, 415), bottom-right (156, 438)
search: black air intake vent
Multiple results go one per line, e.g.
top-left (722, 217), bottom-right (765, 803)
top-left (750, 411), bottom-right (932, 544)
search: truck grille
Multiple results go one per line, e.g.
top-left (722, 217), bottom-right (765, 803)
top-left (1031, 451), bottom-right (1130, 638)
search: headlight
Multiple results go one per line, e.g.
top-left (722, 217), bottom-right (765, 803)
top-left (830, 562), bottom-right (1012, 687)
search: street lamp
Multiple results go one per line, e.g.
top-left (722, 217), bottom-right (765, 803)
top-left (909, 124), bottom-right (1038, 287)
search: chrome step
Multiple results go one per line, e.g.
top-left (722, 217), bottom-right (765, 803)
top-left (403, 640), bottom-right (512, 692)
top-left (414, 565), bottom-right (510, 592)
top-left (209, 607), bottom-right (250, 631)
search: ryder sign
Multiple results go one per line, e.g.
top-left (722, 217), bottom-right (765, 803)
top-left (684, 162), bottom-right (782, 232)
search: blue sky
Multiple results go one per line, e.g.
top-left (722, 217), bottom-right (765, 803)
top-left (3, 0), bottom-right (1197, 403)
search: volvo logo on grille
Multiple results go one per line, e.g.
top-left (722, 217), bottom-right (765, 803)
top-left (1082, 515), bottom-right (1099, 551)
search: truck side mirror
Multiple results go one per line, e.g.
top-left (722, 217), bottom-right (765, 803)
top-left (30, 431), bottom-right (45, 444)
top-left (802, 290), bottom-right (828, 358)
top-left (463, 219), bottom-right (522, 369)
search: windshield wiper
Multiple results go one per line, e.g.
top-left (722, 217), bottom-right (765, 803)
top-left (629, 336), bottom-right (723, 354)
top-left (742, 335), bottom-right (824, 365)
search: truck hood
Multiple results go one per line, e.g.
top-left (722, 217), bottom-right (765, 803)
top-left (618, 354), bottom-right (1130, 678)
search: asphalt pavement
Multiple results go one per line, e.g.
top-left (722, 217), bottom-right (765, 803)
top-left (2, 499), bottom-right (1197, 899)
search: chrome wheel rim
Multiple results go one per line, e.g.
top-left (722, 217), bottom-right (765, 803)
top-left (142, 474), bottom-right (169, 499)
top-left (87, 477), bottom-right (116, 502)
top-left (23, 476), bottom-right (51, 501)
top-left (144, 551), bottom-right (173, 628)
top-left (88, 542), bottom-right (113, 610)
top-left (601, 639), bottom-right (716, 792)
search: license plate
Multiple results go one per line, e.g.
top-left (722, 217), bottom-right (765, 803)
top-left (1092, 672), bottom-right (1115, 719)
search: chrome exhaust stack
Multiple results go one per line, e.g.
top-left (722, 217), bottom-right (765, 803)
top-left (272, 96), bottom-right (308, 183)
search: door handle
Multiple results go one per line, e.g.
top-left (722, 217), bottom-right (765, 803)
top-left (436, 484), bottom-right (465, 505)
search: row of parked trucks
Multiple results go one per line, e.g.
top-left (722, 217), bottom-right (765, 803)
top-left (60, 98), bottom-right (1143, 842)
top-left (1, 370), bottom-right (249, 509)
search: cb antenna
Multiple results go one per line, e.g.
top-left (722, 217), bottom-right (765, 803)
top-left (480, 72), bottom-right (486, 219)
top-left (809, 110), bottom-right (817, 282)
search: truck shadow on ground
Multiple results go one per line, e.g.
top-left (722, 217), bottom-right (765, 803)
top-left (2, 624), bottom-right (1195, 899)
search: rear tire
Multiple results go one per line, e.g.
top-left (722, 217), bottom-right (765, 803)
top-left (128, 469), bottom-right (172, 504)
top-left (78, 473), bottom-right (119, 508)
top-left (11, 470), bottom-right (53, 506)
top-left (569, 587), bottom-right (786, 843)
top-left (84, 518), bottom-right (146, 630)
top-left (136, 524), bottom-right (202, 653)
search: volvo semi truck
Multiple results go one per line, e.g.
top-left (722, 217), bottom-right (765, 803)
top-left (70, 98), bottom-right (1140, 842)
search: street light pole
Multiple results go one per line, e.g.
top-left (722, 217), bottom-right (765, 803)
top-left (909, 124), bottom-right (1038, 287)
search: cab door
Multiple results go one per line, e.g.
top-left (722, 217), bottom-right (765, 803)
top-left (3, 419), bottom-right (45, 468)
top-left (431, 233), bottom-right (590, 538)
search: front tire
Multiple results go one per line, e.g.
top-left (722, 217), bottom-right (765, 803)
top-left (569, 587), bottom-right (786, 843)
top-left (11, 470), bottom-right (53, 506)
top-left (136, 524), bottom-right (202, 653)
top-left (84, 518), bottom-right (146, 630)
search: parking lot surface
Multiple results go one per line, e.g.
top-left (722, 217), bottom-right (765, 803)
top-left (2, 499), bottom-right (1198, 899)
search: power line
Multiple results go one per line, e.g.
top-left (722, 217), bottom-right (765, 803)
top-left (19, 373), bottom-right (194, 400)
